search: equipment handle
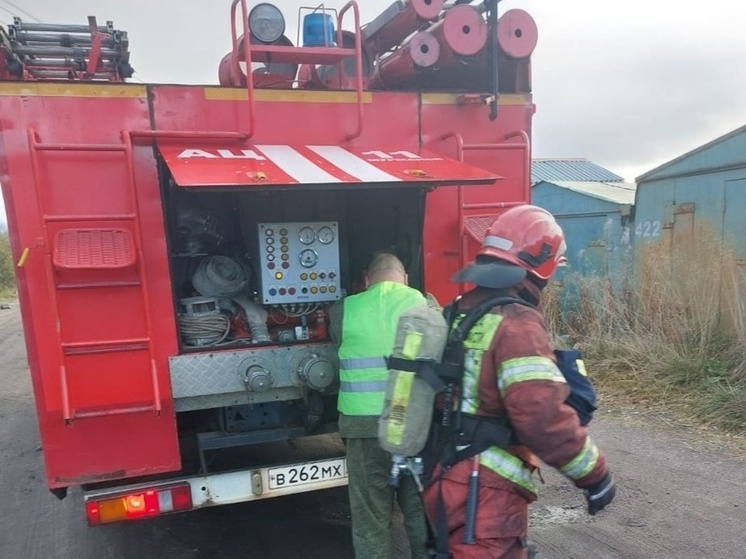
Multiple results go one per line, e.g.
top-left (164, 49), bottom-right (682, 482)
top-left (17, 247), bottom-right (31, 268)
top-left (463, 455), bottom-right (480, 544)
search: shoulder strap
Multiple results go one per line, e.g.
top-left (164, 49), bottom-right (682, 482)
top-left (449, 295), bottom-right (536, 344)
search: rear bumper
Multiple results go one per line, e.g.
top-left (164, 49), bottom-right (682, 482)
top-left (83, 454), bottom-right (348, 515)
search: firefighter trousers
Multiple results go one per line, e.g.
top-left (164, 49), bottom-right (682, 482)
top-left (422, 461), bottom-right (531, 559)
top-left (345, 437), bottom-right (429, 559)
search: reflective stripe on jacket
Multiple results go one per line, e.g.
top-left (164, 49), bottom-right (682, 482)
top-left (457, 310), bottom-right (538, 494)
top-left (500, 355), bottom-right (603, 484)
top-left (452, 285), bottom-right (607, 495)
top-left (337, 281), bottom-right (426, 416)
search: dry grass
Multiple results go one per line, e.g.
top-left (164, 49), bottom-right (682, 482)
top-left (545, 225), bottom-right (746, 435)
top-left (0, 230), bottom-right (16, 302)
top-left (0, 286), bottom-right (16, 302)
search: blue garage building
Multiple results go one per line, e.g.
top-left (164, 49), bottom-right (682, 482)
top-left (532, 159), bottom-right (636, 284)
top-left (633, 125), bottom-right (746, 264)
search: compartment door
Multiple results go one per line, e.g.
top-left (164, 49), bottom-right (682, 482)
top-left (158, 144), bottom-right (499, 189)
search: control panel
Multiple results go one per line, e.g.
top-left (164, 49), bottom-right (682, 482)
top-left (258, 222), bottom-right (342, 305)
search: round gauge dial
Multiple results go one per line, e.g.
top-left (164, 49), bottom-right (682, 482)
top-left (299, 248), bottom-right (318, 268)
top-left (317, 226), bottom-right (335, 245)
top-left (298, 226), bottom-right (316, 245)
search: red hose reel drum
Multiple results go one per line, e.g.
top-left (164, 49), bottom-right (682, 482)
top-left (497, 9), bottom-right (538, 60)
top-left (369, 31), bottom-right (440, 89)
top-left (365, 0), bottom-right (445, 56)
top-left (217, 35), bottom-right (298, 88)
top-left (428, 4), bottom-right (487, 72)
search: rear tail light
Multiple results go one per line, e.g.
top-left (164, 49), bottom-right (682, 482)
top-left (85, 483), bottom-right (193, 526)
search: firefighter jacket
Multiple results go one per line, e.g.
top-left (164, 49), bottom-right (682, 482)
top-left (449, 284), bottom-right (608, 499)
top-left (332, 281), bottom-right (427, 438)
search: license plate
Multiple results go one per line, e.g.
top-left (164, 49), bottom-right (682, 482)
top-left (268, 458), bottom-right (347, 490)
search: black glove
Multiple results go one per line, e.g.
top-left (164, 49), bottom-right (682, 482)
top-left (585, 472), bottom-right (616, 515)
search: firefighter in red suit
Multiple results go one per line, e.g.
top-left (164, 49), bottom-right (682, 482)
top-left (423, 205), bottom-right (616, 559)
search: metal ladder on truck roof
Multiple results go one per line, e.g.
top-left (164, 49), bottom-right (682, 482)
top-left (2, 16), bottom-right (132, 82)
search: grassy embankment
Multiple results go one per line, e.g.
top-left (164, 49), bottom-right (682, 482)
top-left (544, 227), bottom-right (746, 435)
top-left (0, 229), bottom-right (17, 301)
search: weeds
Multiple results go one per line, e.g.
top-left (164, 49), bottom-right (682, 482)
top-left (546, 225), bottom-right (746, 434)
top-left (0, 228), bottom-right (16, 301)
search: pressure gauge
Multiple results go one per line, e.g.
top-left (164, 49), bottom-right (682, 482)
top-left (317, 226), bottom-right (335, 245)
top-left (299, 226), bottom-right (316, 245)
top-left (299, 248), bottom-right (318, 268)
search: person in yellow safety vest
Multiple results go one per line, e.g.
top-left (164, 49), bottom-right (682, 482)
top-left (329, 252), bottom-right (438, 559)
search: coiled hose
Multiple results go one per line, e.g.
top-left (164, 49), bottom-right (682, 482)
top-left (192, 256), bottom-right (247, 298)
top-left (178, 312), bottom-right (231, 346)
top-left (191, 256), bottom-right (270, 343)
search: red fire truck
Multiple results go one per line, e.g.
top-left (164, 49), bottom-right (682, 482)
top-left (0, 0), bottom-right (537, 525)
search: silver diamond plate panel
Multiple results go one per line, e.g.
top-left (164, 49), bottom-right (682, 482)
top-left (169, 344), bottom-right (339, 410)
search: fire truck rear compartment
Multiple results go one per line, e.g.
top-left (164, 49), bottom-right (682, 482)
top-left (158, 172), bottom-right (426, 467)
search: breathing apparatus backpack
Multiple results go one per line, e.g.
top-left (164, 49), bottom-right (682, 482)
top-left (378, 294), bottom-right (598, 487)
top-left (378, 304), bottom-right (449, 488)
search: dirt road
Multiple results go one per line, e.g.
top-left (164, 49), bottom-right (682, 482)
top-left (0, 302), bottom-right (743, 559)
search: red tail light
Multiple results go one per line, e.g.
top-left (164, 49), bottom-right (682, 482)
top-left (85, 483), bottom-right (193, 525)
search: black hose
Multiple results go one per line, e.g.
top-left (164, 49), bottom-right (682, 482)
top-left (463, 455), bottom-right (480, 544)
top-left (488, 0), bottom-right (499, 121)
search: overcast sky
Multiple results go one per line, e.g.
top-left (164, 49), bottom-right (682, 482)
top-left (2, 0), bottom-right (745, 223)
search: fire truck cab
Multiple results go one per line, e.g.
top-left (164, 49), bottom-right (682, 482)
top-left (0, 0), bottom-right (537, 524)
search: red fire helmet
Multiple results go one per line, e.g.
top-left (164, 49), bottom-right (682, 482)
top-left (452, 205), bottom-right (567, 288)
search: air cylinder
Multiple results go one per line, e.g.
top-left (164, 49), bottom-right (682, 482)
top-left (379, 304), bottom-right (448, 458)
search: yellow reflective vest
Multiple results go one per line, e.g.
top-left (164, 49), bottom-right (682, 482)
top-left (337, 281), bottom-right (426, 417)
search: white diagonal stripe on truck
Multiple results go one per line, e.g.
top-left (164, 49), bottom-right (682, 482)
top-left (308, 145), bottom-right (402, 182)
top-left (255, 145), bottom-right (342, 183)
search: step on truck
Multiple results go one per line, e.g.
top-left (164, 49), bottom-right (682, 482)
top-left (0, 0), bottom-right (538, 525)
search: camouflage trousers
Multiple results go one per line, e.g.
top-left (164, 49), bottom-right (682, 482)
top-left (345, 437), bottom-right (429, 559)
